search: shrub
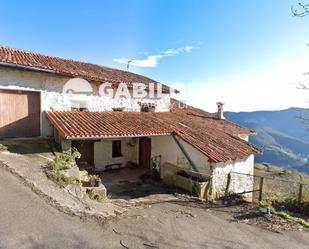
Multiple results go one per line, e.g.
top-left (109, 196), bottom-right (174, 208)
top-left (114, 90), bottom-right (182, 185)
top-left (0, 144), bottom-right (8, 151)
top-left (259, 199), bottom-right (272, 208)
top-left (64, 176), bottom-right (77, 185)
top-left (46, 170), bottom-right (77, 185)
top-left (51, 148), bottom-right (81, 171)
top-left (47, 148), bottom-right (80, 186)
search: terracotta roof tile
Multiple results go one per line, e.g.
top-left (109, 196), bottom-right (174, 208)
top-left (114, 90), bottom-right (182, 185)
top-left (46, 102), bottom-right (261, 163)
top-left (0, 45), bottom-right (171, 92)
top-left (46, 111), bottom-right (172, 138)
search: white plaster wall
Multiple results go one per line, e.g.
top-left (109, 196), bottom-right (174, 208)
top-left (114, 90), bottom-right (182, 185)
top-left (0, 67), bottom-right (171, 137)
top-left (211, 155), bottom-right (254, 200)
top-left (151, 135), bottom-right (211, 175)
top-left (94, 138), bottom-right (138, 171)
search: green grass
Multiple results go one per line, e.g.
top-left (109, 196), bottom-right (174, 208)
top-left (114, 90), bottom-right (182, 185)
top-left (273, 210), bottom-right (309, 228)
top-left (51, 148), bottom-right (81, 171)
top-left (254, 163), bottom-right (267, 170)
top-left (46, 170), bottom-right (77, 185)
top-left (260, 200), bottom-right (309, 228)
top-left (0, 144), bottom-right (8, 151)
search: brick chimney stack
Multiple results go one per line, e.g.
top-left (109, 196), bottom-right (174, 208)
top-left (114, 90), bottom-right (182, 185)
top-left (216, 102), bottom-right (225, 119)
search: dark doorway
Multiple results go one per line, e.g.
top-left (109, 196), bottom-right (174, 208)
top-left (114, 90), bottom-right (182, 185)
top-left (72, 140), bottom-right (94, 170)
top-left (139, 137), bottom-right (151, 168)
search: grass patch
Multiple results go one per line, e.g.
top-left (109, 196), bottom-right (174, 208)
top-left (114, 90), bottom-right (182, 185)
top-left (260, 200), bottom-right (309, 229)
top-left (51, 148), bottom-right (81, 171)
top-left (255, 163), bottom-right (267, 170)
top-left (46, 170), bottom-right (77, 185)
top-left (0, 143), bottom-right (8, 151)
top-left (46, 148), bottom-right (80, 186)
top-left (272, 210), bottom-right (309, 228)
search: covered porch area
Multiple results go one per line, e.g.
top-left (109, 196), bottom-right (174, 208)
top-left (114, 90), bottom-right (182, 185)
top-left (66, 136), bottom-right (159, 173)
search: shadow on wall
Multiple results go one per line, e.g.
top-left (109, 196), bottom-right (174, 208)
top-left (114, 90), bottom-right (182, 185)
top-left (0, 116), bottom-right (40, 138)
top-left (0, 89), bottom-right (41, 138)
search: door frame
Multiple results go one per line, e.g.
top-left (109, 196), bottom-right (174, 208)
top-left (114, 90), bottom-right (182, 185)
top-left (72, 140), bottom-right (95, 166)
top-left (139, 137), bottom-right (151, 168)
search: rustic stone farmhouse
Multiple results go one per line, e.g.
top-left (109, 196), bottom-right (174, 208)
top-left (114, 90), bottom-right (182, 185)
top-left (0, 45), bottom-right (261, 198)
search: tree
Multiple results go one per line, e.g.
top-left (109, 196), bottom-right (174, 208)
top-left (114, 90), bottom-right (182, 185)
top-left (292, 3), bottom-right (309, 17)
top-left (292, 3), bottom-right (309, 124)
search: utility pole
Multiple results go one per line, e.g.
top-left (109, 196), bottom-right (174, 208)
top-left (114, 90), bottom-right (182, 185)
top-left (127, 59), bottom-right (135, 71)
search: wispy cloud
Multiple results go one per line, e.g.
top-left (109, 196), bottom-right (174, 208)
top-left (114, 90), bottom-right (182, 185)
top-left (114, 45), bottom-right (194, 68)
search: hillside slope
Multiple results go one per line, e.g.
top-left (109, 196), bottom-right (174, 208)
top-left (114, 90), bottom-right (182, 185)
top-left (225, 108), bottom-right (309, 173)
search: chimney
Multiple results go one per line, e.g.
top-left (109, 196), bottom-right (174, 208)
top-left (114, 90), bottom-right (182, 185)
top-left (216, 102), bottom-right (225, 119)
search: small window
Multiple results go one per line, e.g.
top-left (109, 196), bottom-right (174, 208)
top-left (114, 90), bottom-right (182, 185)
top-left (112, 140), bottom-right (122, 158)
top-left (71, 107), bottom-right (88, 111)
top-left (112, 107), bottom-right (124, 112)
top-left (141, 106), bottom-right (150, 112)
top-left (140, 103), bottom-right (156, 112)
top-left (71, 101), bottom-right (88, 111)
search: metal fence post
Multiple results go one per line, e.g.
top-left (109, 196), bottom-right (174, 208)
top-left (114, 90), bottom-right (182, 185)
top-left (298, 184), bottom-right (303, 205)
top-left (259, 177), bottom-right (264, 202)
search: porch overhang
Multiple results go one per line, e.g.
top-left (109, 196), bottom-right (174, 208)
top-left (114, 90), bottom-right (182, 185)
top-left (45, 110), bottom-right (261, 164)
top-left (66, 133), bottom-right (171, 140)
top-left (46, 111), bottom-right (173, 140)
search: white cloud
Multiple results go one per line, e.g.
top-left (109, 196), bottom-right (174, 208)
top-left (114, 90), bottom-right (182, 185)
top-left (171, 56), bottom-right (309, 112)
top-left (114, 45), bottom-right (195, 68)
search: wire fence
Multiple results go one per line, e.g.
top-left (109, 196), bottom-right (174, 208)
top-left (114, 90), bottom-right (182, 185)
top-left (230, 171), bottom-right (309, 204)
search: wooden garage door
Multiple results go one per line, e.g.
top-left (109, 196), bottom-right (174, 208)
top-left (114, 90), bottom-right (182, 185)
top-left (0, 89), bottom-right (40, 138)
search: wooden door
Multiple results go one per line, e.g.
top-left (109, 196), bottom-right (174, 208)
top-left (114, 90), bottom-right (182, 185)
top-left (0, 89), bottom-right (40, 138)
top-left (139, 137), bottom-right (151, 168)
top-left (72, 140), bottom-right (94, 165)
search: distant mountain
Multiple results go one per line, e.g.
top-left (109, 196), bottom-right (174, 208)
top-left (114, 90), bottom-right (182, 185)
top-left (225, 108), bottom-right (309, 173)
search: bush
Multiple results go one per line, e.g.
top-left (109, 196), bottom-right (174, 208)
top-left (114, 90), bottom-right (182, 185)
top-left (46, 170), bottom-right (77, 185)
top-left (0, 144), bottom-right (8, 151)
top-left (47, 148), bottom-right (80, 186)
top-left (51, 148), bottom-right (81, 171)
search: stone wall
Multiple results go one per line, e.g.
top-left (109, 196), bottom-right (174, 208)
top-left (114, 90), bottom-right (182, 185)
top-left (211, 155), bottom-right (254, 200)
top-left (0, 67), bottom-right (171, 137)
top-left (153, 134), bottom-right (255, 201)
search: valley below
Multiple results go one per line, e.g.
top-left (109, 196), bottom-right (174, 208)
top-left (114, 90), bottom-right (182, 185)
top-left (225, 107), bottom-right (309, 174)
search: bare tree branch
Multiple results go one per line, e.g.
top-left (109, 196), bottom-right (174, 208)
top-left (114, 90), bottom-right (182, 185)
top-left (296, 82), bottom-right (309, 90)
top-left (292, 2), bottom-right (309, 17)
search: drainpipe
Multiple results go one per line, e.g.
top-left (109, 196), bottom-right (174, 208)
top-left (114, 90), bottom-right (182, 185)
top-left (0, 61), bottom-right (56, 74)
top-left (172, 133), bottom-right (199, 172)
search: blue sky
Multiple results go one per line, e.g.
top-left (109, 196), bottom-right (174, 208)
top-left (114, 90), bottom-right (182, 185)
top-left (1, 0), bottom-right (309, 111)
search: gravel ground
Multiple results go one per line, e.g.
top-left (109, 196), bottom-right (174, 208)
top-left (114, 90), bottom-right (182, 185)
top-left (1, 167), bottom-right (309, 249)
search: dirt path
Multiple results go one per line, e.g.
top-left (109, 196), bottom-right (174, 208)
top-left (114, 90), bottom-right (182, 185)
top-left (105, 201), bottom-right (309, 249)
top-left (1, 166), bottom-right (309, 249)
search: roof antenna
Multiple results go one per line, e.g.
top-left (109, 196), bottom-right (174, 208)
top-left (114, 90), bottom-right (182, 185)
top-left (127, 59), bottom-right (135, 71)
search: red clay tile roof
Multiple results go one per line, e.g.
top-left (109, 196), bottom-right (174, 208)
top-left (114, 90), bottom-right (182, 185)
top-left (46, 111), bottom-right (172, 138)
top-left (0, 45), bottom-right (171, 92)
top-left (154, 102), bottom-right (261, 163)
top-left (170, 98), bottom-right (255, 136)
top-left (46, 102), bottom-right (261, 163)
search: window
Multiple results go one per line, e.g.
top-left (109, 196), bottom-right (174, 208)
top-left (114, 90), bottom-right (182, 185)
top-left (112, 140), bottom-right (122, 158)
top-left (112, 107), bottom-right (124, 112)
top-left (71, 101), bottom-right (88, 111)
top-left (71, 107), bottom-right (88, 111)
top-left (140, 106), bottom-right (150, 112)
top-left (139, 103), bottom-right (156, 112)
